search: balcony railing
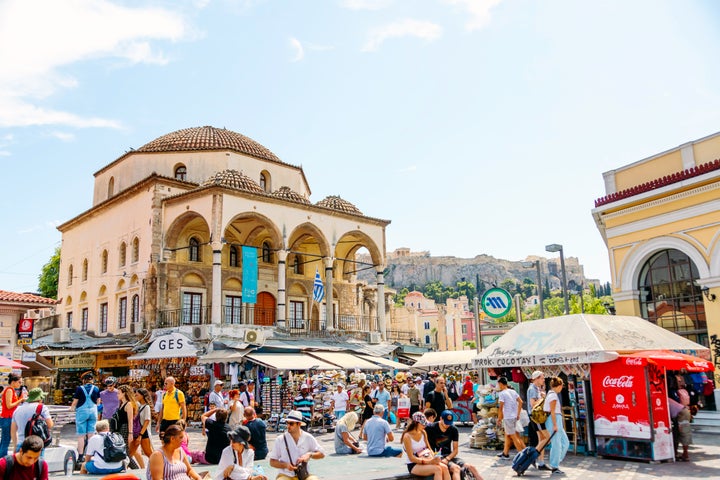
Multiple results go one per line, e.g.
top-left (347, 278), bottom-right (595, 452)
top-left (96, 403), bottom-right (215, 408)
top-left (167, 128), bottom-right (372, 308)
top-left (157, 306), bottom-right (212, 328)
top-left (386, 329), bottom-right (415, 342)
top-left (276, 314), bottom-right (379, 338)
top-left (223, 305), bottom-right (276, 326)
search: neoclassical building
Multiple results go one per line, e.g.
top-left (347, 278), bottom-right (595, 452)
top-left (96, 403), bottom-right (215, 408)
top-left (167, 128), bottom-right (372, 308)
top-left (56, 126), bottom-right (390, 341)
top-left (592, 130), bottom-right (720, 381)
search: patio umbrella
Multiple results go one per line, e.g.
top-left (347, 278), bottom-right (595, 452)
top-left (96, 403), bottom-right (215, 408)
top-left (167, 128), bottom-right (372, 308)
top-left (623, 350), bottom-right (713, 372)
top-left (0, 356), bottom-right (27, 369)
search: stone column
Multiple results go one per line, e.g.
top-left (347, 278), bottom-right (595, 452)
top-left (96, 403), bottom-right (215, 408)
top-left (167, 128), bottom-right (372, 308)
top-left (277, 250), bottom-right (287, 328)
top-left (324, 257), bottom-right (334, 330)
top-left (210, 194), bottom-right (223, 325)
top-left (377, 270), bottom-right (386, 340)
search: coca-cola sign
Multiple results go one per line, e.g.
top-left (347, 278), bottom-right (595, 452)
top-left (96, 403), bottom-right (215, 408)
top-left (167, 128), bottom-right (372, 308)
top-left (625, 357), bottom-right (644, 366)
top-left (602, 375), bottom-right (634, 388)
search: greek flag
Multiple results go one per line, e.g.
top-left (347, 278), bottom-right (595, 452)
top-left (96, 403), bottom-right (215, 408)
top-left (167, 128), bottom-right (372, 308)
top-left (313, 268), bottom-right (325, 303)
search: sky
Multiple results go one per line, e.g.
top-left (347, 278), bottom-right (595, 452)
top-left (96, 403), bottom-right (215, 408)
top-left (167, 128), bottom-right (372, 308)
top-left (1, 0), bottom-right (720, 294)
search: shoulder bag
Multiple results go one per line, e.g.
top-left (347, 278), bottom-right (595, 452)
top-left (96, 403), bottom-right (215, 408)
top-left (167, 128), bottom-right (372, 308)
top-left (282, 433), bottom-right (310, 480)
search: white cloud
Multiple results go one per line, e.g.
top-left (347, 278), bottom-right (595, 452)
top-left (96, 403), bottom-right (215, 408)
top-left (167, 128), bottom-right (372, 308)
top-left (443, 0), bottom-right (504, 31)
top-left (398, 165), bottom-right (417, 173)
top-left (49, 132), bottom-right (76, 142)
top-left (0, 0), bottom-right (191, 129)
top-left (0, 151), bottom-right (10, 157)
top-left (341, 0), bottom-right (392, 10)
top-left (289, 37), bottom-right (305, 62)
top-left (362, 19), bottom-right (443, 52)
top-left (17, 220), bottom-right (61, 235)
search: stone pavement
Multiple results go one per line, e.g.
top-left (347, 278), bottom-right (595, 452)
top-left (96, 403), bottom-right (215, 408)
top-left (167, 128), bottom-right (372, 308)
top-left (54, 423), bottom-right (720, 479)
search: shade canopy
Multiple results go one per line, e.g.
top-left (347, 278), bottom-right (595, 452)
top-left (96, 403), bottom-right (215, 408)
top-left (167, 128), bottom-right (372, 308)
top-left (0, 356), bottom-right (27, 369)
top-left (357, 354), bottom-right (410, 370)
top-left (245, 353), bottom-right (338, 371)
top-left (305, 352), bottom-right (381, 370)
top-left (473, 314), bottom-right (709, 368)
top-left (412, 350), bottom-right (478, 371)
top-left (623, 350), bottom-right (714, 372)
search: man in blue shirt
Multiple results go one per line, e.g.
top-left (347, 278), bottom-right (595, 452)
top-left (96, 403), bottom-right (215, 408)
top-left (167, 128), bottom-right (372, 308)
top-left (372, 383), bottom-right (391, 421)
top-left (362, 405), bottom-right (402, 458)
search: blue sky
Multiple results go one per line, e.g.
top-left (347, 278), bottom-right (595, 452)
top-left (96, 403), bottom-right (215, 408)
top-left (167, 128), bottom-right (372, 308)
top-left (1, 0), bottom-right (720, 294)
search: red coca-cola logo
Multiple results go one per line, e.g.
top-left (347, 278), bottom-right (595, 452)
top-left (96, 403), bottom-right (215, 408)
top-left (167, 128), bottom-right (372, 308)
top-left (602, 375), bottom-right (634, 388)
top-left (625, 358), bottom-right (643, 366)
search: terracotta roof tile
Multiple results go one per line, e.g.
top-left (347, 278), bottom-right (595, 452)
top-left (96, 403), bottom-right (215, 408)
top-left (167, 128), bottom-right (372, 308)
top-left (0, 290), bottom-right (57, 305)
top-left (201, 169), bottom-right (264, 194)
top-left (269, 186), bottom-right (311, 204)
top-left (316, 195), bottom-right (363, 215)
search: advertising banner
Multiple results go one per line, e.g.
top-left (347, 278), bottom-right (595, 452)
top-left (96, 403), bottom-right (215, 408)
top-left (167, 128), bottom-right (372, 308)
top-left (647, 362), bottom-right (673, 460)
top-left (17, 318), bottom-right (34, 339)
top-left (242, 246), bottom-right (258, 304)
top-left (591, 358), bottom-right (651, 439)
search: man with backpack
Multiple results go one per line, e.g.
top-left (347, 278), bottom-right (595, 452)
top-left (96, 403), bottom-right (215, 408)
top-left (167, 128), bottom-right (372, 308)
top-left (80, 420), bottom-right (125, 474)
top-left (0, 436), bottom-right (48, 480)
top-left (70, 372), bottom-right (100, 455)
top-left (10, 389), bottom-right (53, 454)
top-left (156, 377), bottom-right (186, 440)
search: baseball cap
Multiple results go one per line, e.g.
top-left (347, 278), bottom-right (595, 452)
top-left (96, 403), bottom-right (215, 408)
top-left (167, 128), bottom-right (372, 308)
top-left (214, 380), bottom-right (224, 386)
top-left (531, 371), bottom-right (544, 380)
top-left (440, 410), bottom-right (455, 426)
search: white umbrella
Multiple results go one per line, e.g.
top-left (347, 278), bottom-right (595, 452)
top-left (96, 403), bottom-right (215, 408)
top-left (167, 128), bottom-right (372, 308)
top-left (472, 314), bottom-right (709, 368)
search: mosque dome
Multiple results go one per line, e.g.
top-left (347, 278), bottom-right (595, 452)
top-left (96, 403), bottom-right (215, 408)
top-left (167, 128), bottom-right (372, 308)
top-left (316, 195), bottom-right (362, 215)
top-left (201, 170), bottom-right (264, 194)
top-left (269, 186), bottom-right (311, 204)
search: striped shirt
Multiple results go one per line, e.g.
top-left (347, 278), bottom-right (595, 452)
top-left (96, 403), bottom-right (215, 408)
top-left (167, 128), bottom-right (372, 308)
top-left (293, 393), bottom-right (314, 420)
top-left (147, 450), bottom-right (191, 480)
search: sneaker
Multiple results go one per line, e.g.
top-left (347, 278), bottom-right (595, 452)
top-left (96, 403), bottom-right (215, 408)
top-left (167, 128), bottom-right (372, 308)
top-left (552, 468), bottom-right (565, 475)
top-left (496, 453), bottom-right (510, 459)
top-left (538, 464), bottom-right (552, 471)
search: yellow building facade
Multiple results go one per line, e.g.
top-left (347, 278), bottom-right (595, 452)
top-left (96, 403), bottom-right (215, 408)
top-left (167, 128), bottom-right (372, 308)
top-left (593, 131), bottom-right (720, 384)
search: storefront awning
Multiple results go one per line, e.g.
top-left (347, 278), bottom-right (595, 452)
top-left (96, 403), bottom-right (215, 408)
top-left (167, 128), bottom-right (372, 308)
top-left (245, 353), bottom-right (338, 371)
top-left (127, 333), bottom-right (199, 360)
top-left (40, 347), bottom-right (132, 357)
top-left (305, 352), bottom-right (381, 370)
top-left (198, 348), bottom-right (252, 364)
top-left (622, 350), bottom-right (714, 372)
top-left (357, 354), bottom-right (410, 370)
top-left (412, 350), bottom-right (478, 371)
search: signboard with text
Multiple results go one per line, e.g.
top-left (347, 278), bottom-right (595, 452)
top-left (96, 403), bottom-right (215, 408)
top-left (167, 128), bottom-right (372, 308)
top-left (17, 318), bottom-right (34, 339)
top-left (242, 246), bottom-right (258, 304)
top-left (143, 333), bottom-right (198, 359)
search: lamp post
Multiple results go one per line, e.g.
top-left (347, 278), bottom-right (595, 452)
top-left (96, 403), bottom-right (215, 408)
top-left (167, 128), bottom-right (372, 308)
top-left (545, 243), bottom-right (569, 315)
top-left (521, 260), bottom-right (545, 319)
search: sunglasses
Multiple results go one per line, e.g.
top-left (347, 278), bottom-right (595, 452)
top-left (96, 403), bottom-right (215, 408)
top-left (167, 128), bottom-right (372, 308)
top-left (286, 421), bottom-right (300, 426)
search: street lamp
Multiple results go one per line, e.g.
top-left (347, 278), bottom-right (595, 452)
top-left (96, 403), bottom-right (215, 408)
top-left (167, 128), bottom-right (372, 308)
top-left (521, 260), bottom-right (545, 319)
top-left (545, 243), bottom-right (569, 315)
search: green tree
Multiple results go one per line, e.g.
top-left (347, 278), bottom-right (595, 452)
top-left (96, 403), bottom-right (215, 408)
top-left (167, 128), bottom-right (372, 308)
top-left (455, 280), bottom-right (476, 300)
top-left (394, 287), bottom-right (410, 306)
top-left (38, 247), bottom-right (60, 299)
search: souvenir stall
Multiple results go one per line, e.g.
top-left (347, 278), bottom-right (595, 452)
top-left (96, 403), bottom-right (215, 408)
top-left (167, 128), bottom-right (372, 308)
top-left (473, 314), bottom-right (712, 459)
top-left (127, 332), bottom-right (209, 421)
top-left (591, 351), bottom-right (713, 461)
top-left (51, 352), bottom-right (97, 405)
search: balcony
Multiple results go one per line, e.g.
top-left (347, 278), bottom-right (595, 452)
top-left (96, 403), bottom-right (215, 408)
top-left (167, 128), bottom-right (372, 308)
top-left (276, 314), bottom-right (379, 339)
top-left (156, 306), bottom-right (212, 328)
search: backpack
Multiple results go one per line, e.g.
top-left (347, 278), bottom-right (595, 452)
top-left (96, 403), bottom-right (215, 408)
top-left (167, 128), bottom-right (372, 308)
top-left (530, 396), bottom-right (549, 425)
top-left (98, 432), bottom-right (127, 463)
top-left (133, 405), bottom-right (148, 436)
top-left (447, 382), bottom-right (459, 401)
top-left (109, 401), bottom-right (128, 433)
top-left (3, 454), bottom-right (43, 480)
top-left (24, 404), bottom-right (52, 447)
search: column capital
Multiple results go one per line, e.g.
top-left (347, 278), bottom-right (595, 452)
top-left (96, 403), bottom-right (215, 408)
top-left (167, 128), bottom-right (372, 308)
top-left (323, 256), bottom-right (334, 269)
top-left (277, 249), bottom-right (288, 262)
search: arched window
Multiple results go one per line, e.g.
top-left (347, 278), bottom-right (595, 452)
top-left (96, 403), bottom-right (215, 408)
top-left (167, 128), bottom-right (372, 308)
top-left (82, 259), bottom-right (88, 282)
top-left (259, 172), bottom-right (269, 192)
top-left (229, 246), bottom-right (239, 267)
top-left (132, 237), bottom-right (140, 263)
top-left (131, 294), bottom-right (140, 323)
top-left (261, 242), bottom-right (273, 263)
top-left (101, 250), bottom-right (108, 274)
top-left (292, 254), bottom-right (303, 274)
top-left (175, 165), bottom-right (187, 181)
top-left (119, 242), bottom-right (127, 267)
top-left (638, 249), bottom-right (706, 336)
top-left (68, 265), bottom-right (73, 286)
top-left (108, 177), bottom-right (115, 198)
top-left (425, 335), bottom-right (431, 344)
top-left (189, 237), bottom-right (201, 262)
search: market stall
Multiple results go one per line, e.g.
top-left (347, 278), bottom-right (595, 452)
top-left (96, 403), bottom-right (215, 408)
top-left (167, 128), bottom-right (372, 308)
top-left (472, 314), bottom-right (711, 458)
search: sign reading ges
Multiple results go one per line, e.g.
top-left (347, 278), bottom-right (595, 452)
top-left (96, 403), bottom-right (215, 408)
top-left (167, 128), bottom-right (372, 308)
top-left (480, 288), bottom-right (512, 318)
top-left (158, 337), bottom-right (185, 351)
top-left (144, 332), bottom-right (198, 359)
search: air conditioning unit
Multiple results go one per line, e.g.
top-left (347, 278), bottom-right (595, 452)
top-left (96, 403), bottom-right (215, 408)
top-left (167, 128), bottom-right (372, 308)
top-left (130, 323), bottom-right (143, 335)
top-left (244, 329), bottom-right (264, 344)
top-left (191, 325), bottom-right (211, 341)
top-left (52, 327), bottom-right (70, 343)
top-left (367, 332), bottom-right (382, 344)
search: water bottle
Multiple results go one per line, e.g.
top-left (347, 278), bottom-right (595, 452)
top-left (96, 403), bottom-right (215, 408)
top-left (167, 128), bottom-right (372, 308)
top-left (253, 465), bottom-right (265, 476)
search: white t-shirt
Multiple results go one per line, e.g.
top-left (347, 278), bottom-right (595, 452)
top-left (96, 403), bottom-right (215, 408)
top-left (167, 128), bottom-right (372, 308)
top-left (331, 391), bottom-right (348, 411)
top-left (498, 388), bottom-right (521, 419)
top-left (544, 391), bottom-right (562, 414)
top-left (11, 402), bottom-right (51, 445)
top-left (401, 383), bottom-right (410, 395)
top-left (154, 389), bottom-right (165, 413)
top-left (269, 432), bottom-right (324, 478)
top-left (209, 390), bottom-right (226, 409)
top-left (86, 432), bottom-right (123, 469)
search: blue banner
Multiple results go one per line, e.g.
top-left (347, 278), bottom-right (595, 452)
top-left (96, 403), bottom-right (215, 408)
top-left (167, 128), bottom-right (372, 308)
top-left (242, 246), bottom-right (258, 304)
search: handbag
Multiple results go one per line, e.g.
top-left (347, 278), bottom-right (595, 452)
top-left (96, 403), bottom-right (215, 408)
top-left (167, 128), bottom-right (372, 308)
top-left (283, 433), bottom-right (310, 480)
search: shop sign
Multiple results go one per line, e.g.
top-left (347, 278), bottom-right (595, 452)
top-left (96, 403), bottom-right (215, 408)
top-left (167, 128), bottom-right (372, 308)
top-left (22, 352), bottom-right (36, 362)
top-left (129, 369), bottom-right (150, 378)
top-left (55, 354), bottom-right (96, 370)
top-left (190, 366), bottom-right (205, 376)
top-left (145, 332), bottom-right (198, 358)
top-left (96, 351), bottom-right (130, 368)
top-left (17, 318), bottom-right (34, 340)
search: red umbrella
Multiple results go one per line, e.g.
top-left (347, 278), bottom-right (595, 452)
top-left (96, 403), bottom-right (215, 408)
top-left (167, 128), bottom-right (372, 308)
top-left (624, 350), bottom-right (713, 372)
top-left (0, 356), bottom-right (27, 369)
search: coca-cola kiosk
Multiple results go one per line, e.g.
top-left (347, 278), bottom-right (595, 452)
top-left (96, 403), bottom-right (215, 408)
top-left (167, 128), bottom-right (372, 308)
top-left (590, 357), bottom-right (674, 461)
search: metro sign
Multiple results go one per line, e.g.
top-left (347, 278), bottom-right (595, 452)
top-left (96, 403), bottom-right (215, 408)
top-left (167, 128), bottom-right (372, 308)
top-left (481, 287), bottom-right (512, 318)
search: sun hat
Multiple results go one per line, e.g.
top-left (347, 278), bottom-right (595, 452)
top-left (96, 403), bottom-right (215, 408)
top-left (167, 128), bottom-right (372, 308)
top-left (214, 379), bottom-right (224, 386)
top-left (531, 371), bottom-right (544, 380)
top-left (27, 388), bottom-right (47, 402)
top-left (227, 425), bottom-right (251, 447)
top-left (412, 411), bottom-right (428, 426)
top-left (440, 410), bottom-right (455, 426)
top-left (286, 410), bottom-right (307, 426)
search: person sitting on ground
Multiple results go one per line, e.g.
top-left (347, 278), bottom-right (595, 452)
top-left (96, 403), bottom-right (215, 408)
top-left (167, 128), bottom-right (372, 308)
top-left (362, 404), bottom-right (402, 458)
top-left (214, 426), bottom-right (267, 480)
top-left (0, 436), bottom-right (48, 480)
top-left (243, 407), bottom-right (268, 460)
top-left (425, 410), bottom-right (483, 480)
top-left (401, 412), bottom-right (450, 480)
top-left (334, 412), bottom-right (362, 455)
top-left (203, 408), bottom-right (231, 464)
top-left (148, 425), bottom-right (208, 480)
top-left (80, 420), bottom-right (124, 475)
top-left (268, 410), bottom-right (324, 480)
